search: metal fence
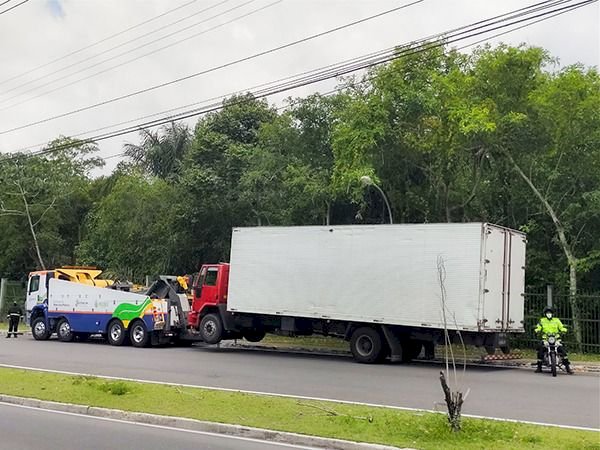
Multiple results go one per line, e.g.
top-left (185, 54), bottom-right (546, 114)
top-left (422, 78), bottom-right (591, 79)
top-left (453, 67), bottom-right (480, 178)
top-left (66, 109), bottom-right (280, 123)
top-left (513, 286), bottom-right (600, 354)
top-left (0, 279), bottom-right (25, 323)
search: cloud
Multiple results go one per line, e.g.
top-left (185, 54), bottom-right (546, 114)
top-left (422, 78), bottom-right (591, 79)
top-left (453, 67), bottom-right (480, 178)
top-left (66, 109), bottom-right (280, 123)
top-left (47, 0), bottom-right (65, 18)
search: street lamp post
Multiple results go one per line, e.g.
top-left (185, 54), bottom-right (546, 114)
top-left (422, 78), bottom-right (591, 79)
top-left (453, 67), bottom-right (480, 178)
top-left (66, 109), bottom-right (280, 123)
top-left (360, 175), bottom-right (393, 224)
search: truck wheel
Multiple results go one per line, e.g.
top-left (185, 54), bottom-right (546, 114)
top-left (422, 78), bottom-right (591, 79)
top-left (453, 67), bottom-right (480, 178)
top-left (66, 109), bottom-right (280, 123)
top-left (200, 313), bottom-right (223, 345)
top-left (243, 330), bottom-right (266, 343)
top-left (350, 327), bottom-right (384, 364)
top-left (130, 320), bottom-right (150, 348)
top-left (500, 345), bottom-right (511, 355)
top-left (107, 319), bottom-right (127, 346)
top-left (57, 318), bottom-right (74, 342)
top-left (32, 317), bottom-right (50, 341)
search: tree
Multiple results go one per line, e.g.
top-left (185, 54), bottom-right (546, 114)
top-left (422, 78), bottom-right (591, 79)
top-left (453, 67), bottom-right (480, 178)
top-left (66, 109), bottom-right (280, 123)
top-left (332, 46), bottom-right (490, 224)
top-left (177, 94), bottom-right (278, 265)
top-left (77, 174), bottom-right (179, 281)
top-left (0, 137), bottom-right (100, 276)
top-left (124, 122), bottom-right (191, 180)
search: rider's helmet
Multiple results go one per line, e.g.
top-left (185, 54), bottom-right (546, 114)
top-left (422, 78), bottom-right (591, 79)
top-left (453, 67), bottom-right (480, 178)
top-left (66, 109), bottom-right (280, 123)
top-left (543, 306), bottom-right (554, 317)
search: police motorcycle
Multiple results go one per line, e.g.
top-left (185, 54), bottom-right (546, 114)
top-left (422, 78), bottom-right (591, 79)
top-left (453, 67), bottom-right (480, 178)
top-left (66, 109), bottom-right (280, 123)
top-left (541, 334), bottom-right (564, 377)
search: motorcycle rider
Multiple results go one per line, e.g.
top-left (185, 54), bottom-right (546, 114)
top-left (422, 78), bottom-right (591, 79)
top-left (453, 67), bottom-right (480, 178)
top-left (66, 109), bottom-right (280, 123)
top-left (534, 307), bottom-right (573, 374)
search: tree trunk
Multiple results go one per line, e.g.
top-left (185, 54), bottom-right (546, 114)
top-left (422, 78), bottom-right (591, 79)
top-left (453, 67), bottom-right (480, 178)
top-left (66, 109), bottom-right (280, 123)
top-left (19, 183), bottom-right (46, 270)
top-left (569, 263), bottom-right (583, 352)
top-left (503, 149), bottom-right (582, 350)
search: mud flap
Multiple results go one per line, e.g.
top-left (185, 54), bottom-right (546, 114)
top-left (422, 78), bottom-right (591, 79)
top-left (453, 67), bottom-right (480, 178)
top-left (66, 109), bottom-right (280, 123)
top-left (381, 325), bottom-right (403, 363)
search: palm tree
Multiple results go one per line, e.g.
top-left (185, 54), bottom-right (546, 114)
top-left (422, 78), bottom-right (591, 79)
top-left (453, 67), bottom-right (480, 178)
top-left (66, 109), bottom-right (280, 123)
top-left (124, 122), bottom-right (191, 179)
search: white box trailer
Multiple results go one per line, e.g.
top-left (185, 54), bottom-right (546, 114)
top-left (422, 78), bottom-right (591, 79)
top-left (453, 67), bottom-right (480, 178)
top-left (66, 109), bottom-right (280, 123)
top-left (228, 223), bottom-right (526, 333)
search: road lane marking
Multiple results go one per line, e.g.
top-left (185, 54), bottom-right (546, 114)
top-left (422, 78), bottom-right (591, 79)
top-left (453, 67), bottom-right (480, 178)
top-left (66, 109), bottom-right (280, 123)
top-left (0, 363), bottom-right (598, 432)
top-left (0, 401), bottom-right (321, 449)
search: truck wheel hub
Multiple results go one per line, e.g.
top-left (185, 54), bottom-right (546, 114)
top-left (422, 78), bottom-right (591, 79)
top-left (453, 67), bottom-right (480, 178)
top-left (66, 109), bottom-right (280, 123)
top-left (34, 321), bottom-right (45, 335)
top-left (59, 322), bottom-right (70, 336)
top-left (132, 326), bottom-right (144, 342)
top-left (110, 325), bottom-right (122, 340)
top-left (203, 322), bottom-right (215, 336)
top-left (356, 335), bottom-right (374, 356)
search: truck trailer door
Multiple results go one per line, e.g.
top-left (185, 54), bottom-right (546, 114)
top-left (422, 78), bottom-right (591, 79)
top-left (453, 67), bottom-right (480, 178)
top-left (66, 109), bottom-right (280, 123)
top-left (482, 225), bottom-right (526, 331)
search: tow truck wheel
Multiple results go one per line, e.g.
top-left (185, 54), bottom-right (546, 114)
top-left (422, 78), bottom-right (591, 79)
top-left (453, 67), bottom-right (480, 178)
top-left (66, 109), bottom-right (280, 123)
top-left (200, 313), bottom-right (223, 345)
top-left (57, 318), bottom-right (74, 342)
top-left (32, 317), bottom-right (50, 341)
top-left (130, 320), bottom-right (150, 348)
top-left (107, 319), bottom-right (127, 346)
top-left (350, 327), bottom-right (384, 364)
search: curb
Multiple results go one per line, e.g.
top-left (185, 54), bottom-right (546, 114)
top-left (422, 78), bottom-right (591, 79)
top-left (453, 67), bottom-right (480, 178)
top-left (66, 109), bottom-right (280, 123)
top-left (0, 394), bottom-right (406, 450)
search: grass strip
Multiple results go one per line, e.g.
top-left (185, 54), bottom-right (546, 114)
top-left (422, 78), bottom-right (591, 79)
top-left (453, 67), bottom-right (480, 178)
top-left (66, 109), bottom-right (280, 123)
top-left (0, 367), bottom-right (597, 450)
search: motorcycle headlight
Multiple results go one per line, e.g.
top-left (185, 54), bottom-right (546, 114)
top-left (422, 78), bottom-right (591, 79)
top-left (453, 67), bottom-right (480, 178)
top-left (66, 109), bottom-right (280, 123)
top-left (548, 336), bottom-right (556, 344)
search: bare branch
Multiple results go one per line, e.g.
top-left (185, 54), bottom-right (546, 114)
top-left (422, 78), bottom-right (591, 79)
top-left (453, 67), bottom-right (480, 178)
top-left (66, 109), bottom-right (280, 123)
top-left (32, 197), bottom-right (57, 228)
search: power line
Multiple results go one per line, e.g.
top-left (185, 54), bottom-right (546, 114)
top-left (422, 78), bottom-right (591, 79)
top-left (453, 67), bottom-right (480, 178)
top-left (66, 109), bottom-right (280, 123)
top-left (0, 0), bottom-right (238, 101)
top-left (0, 0), bottom-right (425, 136)
top-left (1, 0), bottom-right (567, 125)
top-left (0, 1), bottom-right (13, 8)
top-left (4, 0), bottom-right (593, 164)
top-left (0, 0), bottom-right (277, 110)
top-left (2, 0), bottom-right (590, 159)
top-left (0, 0), bottom-right (28, 15)
top-left (0, 0), bottom-right (200, 87)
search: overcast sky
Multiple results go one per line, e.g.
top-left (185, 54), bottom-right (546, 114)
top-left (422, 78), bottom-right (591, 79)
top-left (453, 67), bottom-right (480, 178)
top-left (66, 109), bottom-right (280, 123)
top-left (0, 0), bottom-right (598, 175)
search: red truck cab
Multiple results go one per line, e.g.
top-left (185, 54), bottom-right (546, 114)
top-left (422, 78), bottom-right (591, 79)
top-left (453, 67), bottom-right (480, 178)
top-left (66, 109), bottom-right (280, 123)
top-left (188, 263), bottom-right (229, 328)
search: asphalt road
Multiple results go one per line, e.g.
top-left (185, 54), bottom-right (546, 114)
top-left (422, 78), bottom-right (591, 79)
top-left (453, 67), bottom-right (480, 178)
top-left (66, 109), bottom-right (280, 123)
top-left (1, 337), bottom-right (598, 429)
top-left (0, 402), bottom-right (316, 450)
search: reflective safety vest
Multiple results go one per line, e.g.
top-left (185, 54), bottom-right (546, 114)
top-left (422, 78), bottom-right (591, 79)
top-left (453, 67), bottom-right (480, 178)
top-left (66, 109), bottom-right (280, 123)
top-left (534, 317), bottom-right (567, 339)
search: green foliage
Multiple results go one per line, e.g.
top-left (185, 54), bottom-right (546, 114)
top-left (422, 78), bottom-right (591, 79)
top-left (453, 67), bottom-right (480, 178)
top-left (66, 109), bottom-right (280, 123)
top-left (76, 174), bottom-right (179, 282)
top-left (1, 45), bottom-right (598, 292)
top-left (0, 138), bottom-right (101, 278)
top-left (123, 122), bottom-right (191, 180)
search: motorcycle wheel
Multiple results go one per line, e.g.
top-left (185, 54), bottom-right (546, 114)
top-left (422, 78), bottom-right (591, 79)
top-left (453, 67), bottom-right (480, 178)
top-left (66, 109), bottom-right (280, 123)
top-left (550, 352), bottom-right (557, 377)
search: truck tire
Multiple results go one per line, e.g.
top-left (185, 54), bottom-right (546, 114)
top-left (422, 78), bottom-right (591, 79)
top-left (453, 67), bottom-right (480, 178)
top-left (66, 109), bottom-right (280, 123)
top-left (200, 313), bottom-right (223, 345)
top-left (243, 329), bottom-right (266, 343)
top-left (129, 320), bottom-right (150, 348)
top-left (107, 319), bottom-right (127, 346)
top-left (32, 317), bottom-right (50, 341)
top-left (57, 318), bottom-right (74, 342)
top-left (350, 327), bottom-right (384, 364)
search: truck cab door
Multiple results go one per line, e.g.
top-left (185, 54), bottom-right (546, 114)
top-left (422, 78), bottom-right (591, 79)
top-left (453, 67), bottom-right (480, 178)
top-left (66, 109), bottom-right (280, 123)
top-left (195, 266), bottom-right (219, 306)
top-left (26, 272), bottom-right (49, 323)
